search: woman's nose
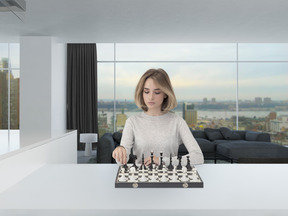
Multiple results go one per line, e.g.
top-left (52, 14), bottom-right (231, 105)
top-left (149, 92), bottom-right (154, 100)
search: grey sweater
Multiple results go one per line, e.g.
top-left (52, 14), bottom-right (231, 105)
top-left (120, 112), bottom-right (204, 165)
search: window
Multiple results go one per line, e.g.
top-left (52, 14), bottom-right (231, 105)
top-left (97, 43), bottom-right (288, 146)
top-left (0, 43), bottom-right (20, 154)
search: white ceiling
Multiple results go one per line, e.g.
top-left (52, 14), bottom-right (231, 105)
top-left (1, 0), bottom-right (288, 43)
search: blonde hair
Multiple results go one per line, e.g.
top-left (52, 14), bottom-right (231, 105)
top-left (135, 68), bottom-right (177, 112)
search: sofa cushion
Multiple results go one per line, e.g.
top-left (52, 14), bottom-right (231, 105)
top-left (190, 129), bottom-right (207, 139)
top-left (217, 141), bottom-right (288, 160)
top-left (196, 138), bottom-right (216, 153)
top-left (220, 127), bottom-right (241, 140)
top-left (204, 128), bottom-right (224, 141)
top-left (212, 139), bottom-right (236, 145)
top-left (245, 131), bottom-right (271, 142)
top-left (112, 132), bottom-right (122, 144)
top-left (178, 138), bottom-right (215, 154)
top-left (233, 130), bottom-right (246, 140)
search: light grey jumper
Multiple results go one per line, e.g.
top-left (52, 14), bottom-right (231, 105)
top-left (119, 112), bottom-right (204, 165)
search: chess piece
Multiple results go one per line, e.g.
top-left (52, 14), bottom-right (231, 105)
top-left (186, 156), bottom-right (192, 171)
top-left (180, 173), bottom-right (189, 182)
top-left (140, 153), bottom-right (147, 170)
top-left (149, 172), bottom-right (158, 182)
top-left (176, 155), bottom-right (182, 170)
top-left (118, 168), bottom-right (127, 182)
top-left (131, 155), bottom-right (138, 170)
top-left (122, 164), bottom-right (129, 172)
top-left (170, 169), bottom-right (179, 182)
top-left (167, 153), bottom-right (174, 171)
top-left (159, 173), bottom-right (169, 182)
top-left (149, 151), bottom-right (154, 171)
top-left (128, 172), bottom-right (137, 182)
top-left (158, 152), bottom-right (164, 170)
top-left (139, 172), bottom-right (148, 182)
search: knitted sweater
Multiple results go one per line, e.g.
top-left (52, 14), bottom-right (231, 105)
top-left (120, 112), bottom-right (204, 165)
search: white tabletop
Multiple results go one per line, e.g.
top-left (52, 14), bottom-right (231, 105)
top-left (0, 164), bottom-right (287, 216)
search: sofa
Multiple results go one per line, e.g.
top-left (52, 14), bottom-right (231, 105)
top-left (96, 127), bottom-right (288, 163)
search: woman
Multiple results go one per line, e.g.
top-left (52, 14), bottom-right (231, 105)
top-left (112, 68), bottom-right (204, 166)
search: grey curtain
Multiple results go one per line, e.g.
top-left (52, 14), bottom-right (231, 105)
top-left (67, 44), bottom-right (98, 150)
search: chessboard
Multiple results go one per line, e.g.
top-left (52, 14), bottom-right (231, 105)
top-left (115, 154), bottom-right (204, 188)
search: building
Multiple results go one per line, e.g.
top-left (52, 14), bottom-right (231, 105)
top-left (264, 97), bottom-right (272, 105)
top-left (270, 115), bottom-right (288, 133)
top-left (183, 102), bottom-right (197, 127)
top-left (255, 97), bottom-right (262, 105)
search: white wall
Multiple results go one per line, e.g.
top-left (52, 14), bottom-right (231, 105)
top-left (20, 36), bottom-right (67, 147)
top-left (51, 41), bottom-right (67, 137)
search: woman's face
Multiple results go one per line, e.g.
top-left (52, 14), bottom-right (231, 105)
top-left (143, 78), bottom-right (166, 112)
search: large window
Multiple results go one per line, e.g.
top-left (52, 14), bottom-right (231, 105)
top-left (0, 43), bottom-right (20, 154)
top-left (97, 43), bottom-right (288, 146)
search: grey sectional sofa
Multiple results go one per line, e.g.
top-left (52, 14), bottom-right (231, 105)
top-left (96, 127), bottom-right (288, 163)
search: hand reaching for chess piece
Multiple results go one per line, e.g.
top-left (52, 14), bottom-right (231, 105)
top-left (144, 156), bottom-right (159, 166)
top-left (112, 146), bottom-right (127, 164)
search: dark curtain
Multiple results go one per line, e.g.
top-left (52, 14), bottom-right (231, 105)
top-left (67, 44), bottom-right (98, 150)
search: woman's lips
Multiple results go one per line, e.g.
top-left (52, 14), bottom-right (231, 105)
top-left (148, 102), bottom-right (155, 105)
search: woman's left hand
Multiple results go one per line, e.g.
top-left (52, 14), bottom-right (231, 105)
top-left (144, 156), bottom-right (159, 166)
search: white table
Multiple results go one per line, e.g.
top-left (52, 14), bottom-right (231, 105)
top-left (0, 164), bottom-right (287, 216)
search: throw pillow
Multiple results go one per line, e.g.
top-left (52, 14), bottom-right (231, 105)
top-left (219, 127), bottom-right (232, 140)
top-left (204, 128), bottom-right (224, 141)
top-left (220, 127), bottom-right (241, 140)
top-left (113, 132), bottom-right (122, 144)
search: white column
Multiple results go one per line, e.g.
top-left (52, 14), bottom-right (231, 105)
top-left (20, 36), bottom-right (66, 147)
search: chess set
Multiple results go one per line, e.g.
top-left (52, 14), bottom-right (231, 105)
top-left (115, 152), bottom-right (204, 188)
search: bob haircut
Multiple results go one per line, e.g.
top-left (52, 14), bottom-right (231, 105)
top-left (135, 68), bottom-right (177, 113)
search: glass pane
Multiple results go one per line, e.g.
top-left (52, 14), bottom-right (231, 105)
top-left (238, 44), bottom-right (288, 61)
top-left (0, 43), bottom-right (9, 63)
top-left (116, 63), bottom-right (237, 131)
top-left (10, 69), bottom-right (20, 129)
top-left (98, 63), bottom-right (114, 138)
top-left (238, 63), bottom-right (288, 145)
top-left (116, 43), bottom-right (237, 61)
top-left (97, 43), bottom-right (114, 61)
top-left (10, 43), bottom-right (20, 68)
top-left (0, 68), bottom-right (8, 154)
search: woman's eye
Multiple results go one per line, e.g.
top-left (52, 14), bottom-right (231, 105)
top-left (155, 92), bottom-right (161, 95)
top-left (144, 91), bottom-right (149, 94)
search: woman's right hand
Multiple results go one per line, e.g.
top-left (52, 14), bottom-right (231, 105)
top-left (112, 146), bottom-right (127, 164)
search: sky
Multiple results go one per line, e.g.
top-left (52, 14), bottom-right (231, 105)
top-left (1, 43), bottom-right (288, 101)
top-left (97, 43), bottom-right (288, 101)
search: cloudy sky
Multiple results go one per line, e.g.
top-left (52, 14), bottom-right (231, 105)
top-left (98, 43), bottom-right (288, 101)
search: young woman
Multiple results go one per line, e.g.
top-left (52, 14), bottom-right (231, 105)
top-left (112, 68), bottom-right (204, 166)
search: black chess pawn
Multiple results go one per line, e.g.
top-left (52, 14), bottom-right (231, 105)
top-left (176, 155), bottom-right (182, 170)
top-left (140, 153), bottom-right (147, 170)
top-left (158, 152), bottom-right (164, 170)
top-left (131, 155), bottom-right (138, 170)
top-left (149, 151), bottom-right (154, 170)
top-left (167, 153), bottom-right (174, 171)
top-left (186, 155), bottom-right (192, 171)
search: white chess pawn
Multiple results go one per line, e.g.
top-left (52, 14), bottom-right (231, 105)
top-left (149, 173), bottom-right (158, 182)
top-left (182, 166), bottom-right (187, 174)
top-left (170, 170), bottom-right (179, 182)
top-left (128, 172), bottom-right (137, 182)
top-left (118, 169), bottom-right (127, 182)
top-left (139, 173), bottom-right (148, 182)
top-left (180, 174), bottom-right (189, 182)
top-left (160, 174), bottom-right (169, 182)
